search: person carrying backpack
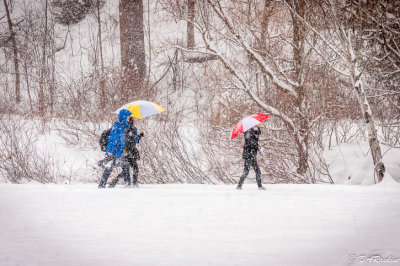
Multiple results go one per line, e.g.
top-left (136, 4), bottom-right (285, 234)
top-left (98, 109), bottom-right (132, 188)
top-left (109, 117), bottom-right (144, 187)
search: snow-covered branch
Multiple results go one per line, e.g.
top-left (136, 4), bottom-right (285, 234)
top-left (206, 0), bottom-right (299, 99)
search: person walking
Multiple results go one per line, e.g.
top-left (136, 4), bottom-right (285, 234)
top-left (98, 109), bottom-right (132, 188)
top-left (109, 117), bottom-right (144, 187)
top-left (237, 124), bottom-right (265, 190)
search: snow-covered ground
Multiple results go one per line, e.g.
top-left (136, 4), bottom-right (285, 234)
top-left (1, 181), bottom-right (399, 266)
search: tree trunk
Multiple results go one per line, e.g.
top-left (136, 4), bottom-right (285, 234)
top-left (119, 0), bottom-right (146, 95)
top-left (187, 0), bottom-right (195, 49)
top-left (23, 61), bottom-right (33, 111)
top-left (3, 0), bottom-right (21, 103)
top-left (97, 0), bottom-right (106, 108)
top-left (39, 0), bottom-right (48, 119)
top-left (351, 64), bottom-right (385, 182)
top-left (49, 44), bottom-right (55, 116)
top-left (290, 0), bottom-right (310, 179)
top-left (346, 0), bottom-right (385, 182)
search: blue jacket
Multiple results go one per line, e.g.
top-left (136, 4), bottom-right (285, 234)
top-left (105, 109), bottom-right (132, 158)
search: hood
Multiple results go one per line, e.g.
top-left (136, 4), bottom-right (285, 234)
top-left (118, 109), bottom-right (132, 128)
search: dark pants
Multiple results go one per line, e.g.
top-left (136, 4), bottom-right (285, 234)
top-left (238, 157), bottom-right (262, 187)
top-left (130, 158), bottom-right (139, 185)
top-left (98, 158), bottom-right (129, 188)
top-left (109, 157), bottom-right (139, 187)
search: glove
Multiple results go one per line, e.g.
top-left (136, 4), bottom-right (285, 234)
top-left (139, 132), bottom-right (144, 137)
top-left (98, 155), bottom-right (115, 169)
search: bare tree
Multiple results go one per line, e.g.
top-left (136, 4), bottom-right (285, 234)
top-left (202, 0), bottom-right (315, 181)
top-left (360, 1), bottom-right (400, 149)
top-left (3, 0), bottom-right (21, 103)
top-left (38, 0), bottom-right (48, 119)
top-left (161, 0), bottom-right (332, 182)
top-left (97, 0), bottom-right (106, 108)
top-left (284, 0), bottom-right (386, 182)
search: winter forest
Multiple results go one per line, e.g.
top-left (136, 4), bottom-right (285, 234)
top-left (1, 0), bottom-right (400, 184)
top-left (0, 0), bottom-right (399, 184)
top-left (1, 0), bottom-right (400, 265)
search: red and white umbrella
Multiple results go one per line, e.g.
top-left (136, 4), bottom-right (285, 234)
top-left (230, 113), bottom-right (270, 140)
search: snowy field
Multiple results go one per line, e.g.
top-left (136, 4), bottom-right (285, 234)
top-left (1, 181), bottom-right (400, 266)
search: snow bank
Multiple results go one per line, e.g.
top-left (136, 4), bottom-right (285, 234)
top-left (35, 129), bottom-right (102, 183)
top-left (324, 142), bottom-right (400, 185)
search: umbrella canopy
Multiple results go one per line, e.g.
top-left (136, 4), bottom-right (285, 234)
top-left (230, 113), bottom-right (270, 140)
top-left (114, 100), bottom-right (166, 119)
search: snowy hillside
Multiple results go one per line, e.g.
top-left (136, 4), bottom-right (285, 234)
top-left (1, 182), bottom-right (399, 266)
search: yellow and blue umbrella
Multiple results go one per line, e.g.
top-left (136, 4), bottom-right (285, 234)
top-left (114, 100), bottom-right (166, 119)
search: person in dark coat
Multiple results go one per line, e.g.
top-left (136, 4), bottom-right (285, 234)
top-left (98, 109), bottom-right (132, 188)
top-left (109, 117), bottom-right (143, 187)
top-left (237, 124), bottom-right (265, 190)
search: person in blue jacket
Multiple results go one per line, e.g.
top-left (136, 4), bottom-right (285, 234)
top-left (109, 117), bottom-right (144, 187)
top-left (98, 109), bottom-right (132, 188)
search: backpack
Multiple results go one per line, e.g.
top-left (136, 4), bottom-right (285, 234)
top-left (99, 122), bottom-right (122, 152)
top-left (99, 128), bottom-right (112, 152)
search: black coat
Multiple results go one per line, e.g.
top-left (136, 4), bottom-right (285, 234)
top-left (124, 125), bottom-right (141, 160)
top-left (242, 127), bottom-right (261, 159)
